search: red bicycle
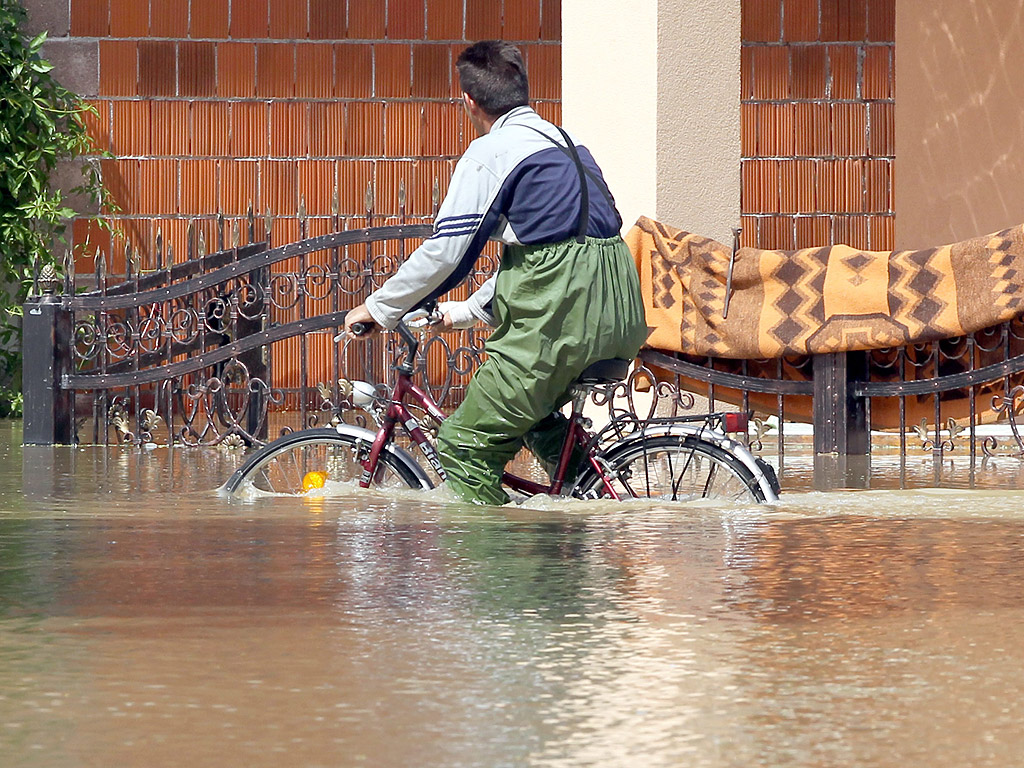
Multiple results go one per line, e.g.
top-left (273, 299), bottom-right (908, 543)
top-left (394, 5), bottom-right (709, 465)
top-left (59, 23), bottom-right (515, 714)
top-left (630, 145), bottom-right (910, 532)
top-left (224, 314), bottom-right (779, 503)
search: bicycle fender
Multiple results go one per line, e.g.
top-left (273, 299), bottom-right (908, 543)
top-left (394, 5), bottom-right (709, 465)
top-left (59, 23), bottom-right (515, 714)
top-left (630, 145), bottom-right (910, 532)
top-left (332, 423), bottom-right (434, 490)
top-left (583, 425), bottom-right (779, 502)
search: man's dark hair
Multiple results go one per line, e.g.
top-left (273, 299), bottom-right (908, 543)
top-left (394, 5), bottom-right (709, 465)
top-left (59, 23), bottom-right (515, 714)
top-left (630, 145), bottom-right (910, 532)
top-left (456, 41), bottom-right (529, 117)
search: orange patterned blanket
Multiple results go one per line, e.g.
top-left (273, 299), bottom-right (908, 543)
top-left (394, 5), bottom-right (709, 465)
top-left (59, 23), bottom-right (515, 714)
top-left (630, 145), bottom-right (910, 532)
top-left (626, 216), bottom-right (1024, 359)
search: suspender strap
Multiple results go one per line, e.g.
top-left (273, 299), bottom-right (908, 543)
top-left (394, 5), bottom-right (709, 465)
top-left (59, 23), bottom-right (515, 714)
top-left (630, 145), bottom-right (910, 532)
top-left (553, 126), bottom-right (589, 243)
top-left (524, 125), bottom-right (609, 245)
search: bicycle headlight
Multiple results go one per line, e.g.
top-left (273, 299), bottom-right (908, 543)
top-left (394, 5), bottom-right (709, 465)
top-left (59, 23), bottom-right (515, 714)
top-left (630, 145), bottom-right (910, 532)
top-left (351, 380), bottom-right (377, 407)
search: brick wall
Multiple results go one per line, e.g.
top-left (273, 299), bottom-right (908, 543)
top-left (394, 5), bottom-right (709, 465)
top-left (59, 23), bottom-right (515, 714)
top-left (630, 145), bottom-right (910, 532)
top-left (57, 1), bottom-right (895, 263)
top-left (740, 0), bottom-right (895, 251)
top-left (63, 0), bottom-right (562, 271)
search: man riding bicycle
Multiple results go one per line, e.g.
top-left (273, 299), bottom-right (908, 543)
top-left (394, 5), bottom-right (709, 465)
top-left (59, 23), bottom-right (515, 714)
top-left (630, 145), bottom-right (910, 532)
top-left (344, 40), bottom-right (647, 505)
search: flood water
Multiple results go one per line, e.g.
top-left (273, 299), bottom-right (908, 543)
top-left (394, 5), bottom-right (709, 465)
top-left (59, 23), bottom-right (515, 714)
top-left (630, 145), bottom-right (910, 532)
top-left (4, 419), bottom-right (1024, 767)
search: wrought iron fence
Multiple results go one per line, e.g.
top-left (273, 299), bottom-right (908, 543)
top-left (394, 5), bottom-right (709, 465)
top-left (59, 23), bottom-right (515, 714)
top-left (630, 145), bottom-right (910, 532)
top-left (641, 319), bottom-right (1024, 488)
top-left (21, 193), bottom-right (1024, 490)
top-left (23, 190), bottom-right (500, 448)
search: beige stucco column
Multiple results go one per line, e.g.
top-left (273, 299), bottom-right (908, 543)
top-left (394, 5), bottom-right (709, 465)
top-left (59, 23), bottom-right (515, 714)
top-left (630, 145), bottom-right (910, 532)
top-left (896, 1), bottom-right (1024, 248)
top-left (562, 0), bottom-right (741, 244)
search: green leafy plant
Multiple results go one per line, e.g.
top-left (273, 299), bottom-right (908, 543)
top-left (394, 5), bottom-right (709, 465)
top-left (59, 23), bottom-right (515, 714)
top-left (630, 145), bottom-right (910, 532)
top-left (0, 0), bottom-right (107, 412)
top-left (0, 388), bottom-right (22, 418)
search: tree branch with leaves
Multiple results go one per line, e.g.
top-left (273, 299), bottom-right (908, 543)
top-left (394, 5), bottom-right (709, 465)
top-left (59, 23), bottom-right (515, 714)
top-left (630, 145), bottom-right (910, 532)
top-left (0, 0), bottom-right (107, 413)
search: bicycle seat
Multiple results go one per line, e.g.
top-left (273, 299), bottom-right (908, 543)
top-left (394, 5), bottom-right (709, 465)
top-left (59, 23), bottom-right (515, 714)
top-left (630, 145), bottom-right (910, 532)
top-left (575, 358), bottom-right (631, 385)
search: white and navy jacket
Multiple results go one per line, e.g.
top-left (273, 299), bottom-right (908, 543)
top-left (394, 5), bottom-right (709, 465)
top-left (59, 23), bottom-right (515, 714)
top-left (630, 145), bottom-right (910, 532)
top-left (365, 106), bottom-right (621, 329)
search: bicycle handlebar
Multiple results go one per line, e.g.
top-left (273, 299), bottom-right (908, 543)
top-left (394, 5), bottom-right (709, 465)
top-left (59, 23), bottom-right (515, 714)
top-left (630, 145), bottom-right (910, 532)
top-left (336, 317), bottom-right (418, 372)
top-left (342, 307), bottom-right (441, 339)
top-left (339, 307), bottom-right (444, 372)
top-left (349, 321), bottom-right (375, 337)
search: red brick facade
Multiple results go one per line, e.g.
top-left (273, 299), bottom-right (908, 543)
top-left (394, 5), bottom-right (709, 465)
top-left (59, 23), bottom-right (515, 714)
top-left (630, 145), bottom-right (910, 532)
top-left (64, 1), bottom-right (892, 265)
top-left (68, 0), bottom-right (562, 271)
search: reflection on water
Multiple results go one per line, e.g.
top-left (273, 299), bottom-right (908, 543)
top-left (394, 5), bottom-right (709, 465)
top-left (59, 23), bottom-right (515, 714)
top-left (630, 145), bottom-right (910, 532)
top-left (3, 420), bottom-right (1024, 766)
top-left (779, 451), bottom-right (1024, 493)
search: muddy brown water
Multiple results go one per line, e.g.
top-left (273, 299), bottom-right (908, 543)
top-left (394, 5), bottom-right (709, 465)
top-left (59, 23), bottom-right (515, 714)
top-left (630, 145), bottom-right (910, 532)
top-left (3, 420), bottom-right (1024, 766)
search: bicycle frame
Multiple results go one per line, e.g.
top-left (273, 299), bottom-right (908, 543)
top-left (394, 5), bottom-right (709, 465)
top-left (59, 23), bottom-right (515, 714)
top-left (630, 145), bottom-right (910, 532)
top-left (354, 323), bottom-right (623, 499)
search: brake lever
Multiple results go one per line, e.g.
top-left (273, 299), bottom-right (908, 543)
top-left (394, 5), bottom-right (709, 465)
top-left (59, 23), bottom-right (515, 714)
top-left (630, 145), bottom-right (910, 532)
top-left (406, 308), bottom-right (444, 330)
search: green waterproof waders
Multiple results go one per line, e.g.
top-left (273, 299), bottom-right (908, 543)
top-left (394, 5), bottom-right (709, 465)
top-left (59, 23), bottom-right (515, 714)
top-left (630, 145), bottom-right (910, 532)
top-left (436, 235), bottom-right (648, 505)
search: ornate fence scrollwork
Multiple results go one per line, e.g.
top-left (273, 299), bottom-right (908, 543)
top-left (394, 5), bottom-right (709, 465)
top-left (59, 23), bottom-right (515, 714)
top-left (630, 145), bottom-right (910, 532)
top-left (639, 330), bottom-right (1024, 485)
top-left (33, 200), bottom-right (511, 447)
top-left (585, 361), bottom-right (697, 445)
top-left (176, 358), bottom-right (281, 447)
top-left (984, 385), bottom-right (1024, 457)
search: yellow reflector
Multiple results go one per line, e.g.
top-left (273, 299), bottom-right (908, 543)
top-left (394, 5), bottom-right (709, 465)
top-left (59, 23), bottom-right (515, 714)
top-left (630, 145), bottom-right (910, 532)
top-left (302, 471), bottom-right (328, 491)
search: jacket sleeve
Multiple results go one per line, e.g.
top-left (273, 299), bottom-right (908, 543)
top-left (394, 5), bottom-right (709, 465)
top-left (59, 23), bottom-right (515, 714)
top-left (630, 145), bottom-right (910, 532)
top-left (364, 153), bottom-right (501, 329)
top-left (438, 275), bottom-right (498, 328)
top-left (466, 275), bottom-right (497, 325)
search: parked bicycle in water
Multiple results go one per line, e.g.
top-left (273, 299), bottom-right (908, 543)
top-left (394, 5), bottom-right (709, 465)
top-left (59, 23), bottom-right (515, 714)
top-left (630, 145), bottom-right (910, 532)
top-left (223, 312), bottom-right (780, 503)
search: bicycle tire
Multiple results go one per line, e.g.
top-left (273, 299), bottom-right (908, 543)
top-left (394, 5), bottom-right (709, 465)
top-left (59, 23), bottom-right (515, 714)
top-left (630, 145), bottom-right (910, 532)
top-left (223, 428), bottom-right (428, 496)
top-left (574, 434), bottom-right (769, 503)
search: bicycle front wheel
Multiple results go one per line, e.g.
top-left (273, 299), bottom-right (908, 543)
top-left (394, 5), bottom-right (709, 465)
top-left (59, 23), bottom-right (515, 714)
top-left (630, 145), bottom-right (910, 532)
top-left (576, 434), bottom-right (769, 503)
top-left (223, 428), bottom-right (428, 496)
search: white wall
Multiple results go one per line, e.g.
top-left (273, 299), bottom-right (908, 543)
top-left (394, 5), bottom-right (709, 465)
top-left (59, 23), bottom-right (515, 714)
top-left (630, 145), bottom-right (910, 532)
top-left (561, 0), bottom-right (659, 232)
top-left (656, 0), bottom-right (741, 245)
top-left (562, 0), bottom-right (741, 243)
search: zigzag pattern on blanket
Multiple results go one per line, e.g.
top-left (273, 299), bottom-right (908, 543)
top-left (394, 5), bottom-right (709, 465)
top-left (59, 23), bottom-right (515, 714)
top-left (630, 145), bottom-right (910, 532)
top-left (626, 216), bottom-right (1024, 359)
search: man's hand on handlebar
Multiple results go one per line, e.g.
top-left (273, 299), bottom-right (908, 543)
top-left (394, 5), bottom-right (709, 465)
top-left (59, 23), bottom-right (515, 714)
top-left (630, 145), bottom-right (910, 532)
top-left (341, 302), bottom-right (377, 339)
top-left (339, 303), bottom-right (448, 342)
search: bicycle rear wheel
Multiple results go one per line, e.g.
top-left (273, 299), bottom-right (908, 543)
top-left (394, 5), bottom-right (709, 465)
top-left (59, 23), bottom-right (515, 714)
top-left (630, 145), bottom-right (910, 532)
top-left (576, 434), bottom-right (769, 503)
top-left (223, 428), bottom-right (427, 496)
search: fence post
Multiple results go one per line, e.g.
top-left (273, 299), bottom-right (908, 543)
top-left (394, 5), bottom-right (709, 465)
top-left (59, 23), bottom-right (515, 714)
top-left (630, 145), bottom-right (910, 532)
top-left (812, 351), bottom-right (869, 488)
top-left (22, 272), bottom-right (74, 445)
top-left (238, 241), bottom-right (269, 441)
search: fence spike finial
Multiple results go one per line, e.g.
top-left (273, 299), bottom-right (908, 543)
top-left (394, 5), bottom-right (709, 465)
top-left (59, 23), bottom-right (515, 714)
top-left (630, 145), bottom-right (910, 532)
top-left (187, 220), bottom-right (195, 262)
top-left (126, 241), bottom-right (139, 278)
top-left (162, 229), bottom-right (173, 270)
top-left (232, 219), bottom-right (241, 248)
top-left (264, 207), bottom-right (274, 241)
top-left (39, 262), bottom-right (59, 296)
top-left (365, 181), bottom-right (374, 215)
top-left (29, 259), bottom-right (39, 299)
top-left (432, 178), bottom-right (440, 214)
top-left (155, 227), bottom-right (163, 268)
top-left (247, 202), bottom-right (256, 243)
top-left (63, 248), bottom-right (75, 293)
top-left (299, 196), bottom-right (307, 223)
top-left (198, 229), bottom-right (207, 258)
top-left (332, 186), bottom-right (340, 217)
